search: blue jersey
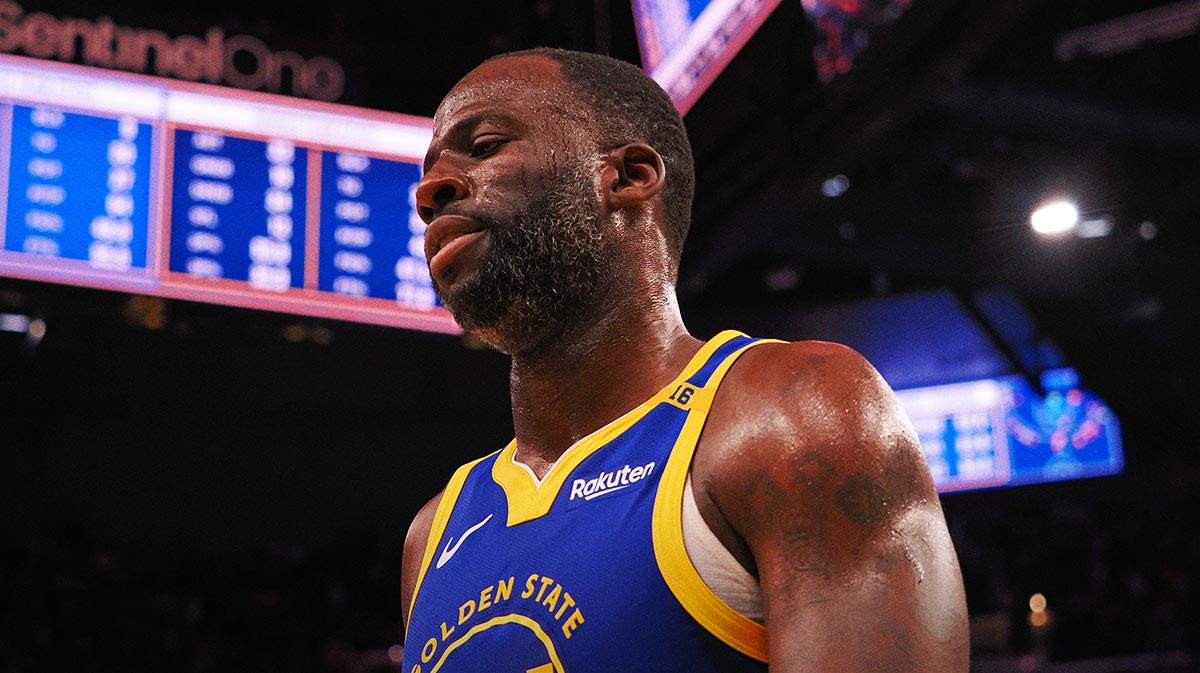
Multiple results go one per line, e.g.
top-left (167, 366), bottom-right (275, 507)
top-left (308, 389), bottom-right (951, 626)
top-left (403, 331), bottom-right (776, 672)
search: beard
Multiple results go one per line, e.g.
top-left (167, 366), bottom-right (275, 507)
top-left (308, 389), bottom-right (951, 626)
top-left (433, 162), bottom-right (611, 355)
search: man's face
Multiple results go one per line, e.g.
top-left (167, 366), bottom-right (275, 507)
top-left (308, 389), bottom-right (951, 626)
top-left (417, 56), bottom-right (612, 353)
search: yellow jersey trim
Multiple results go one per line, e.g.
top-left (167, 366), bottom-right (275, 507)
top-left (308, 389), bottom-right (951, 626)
top-left (491, 330), bottom-right (749, 527)
top-left (406, 451), bottom-right (498, 633)
top-left (652, 336), bottom-right (780, 663)
top-left (429, 614), bottom-right (564, 673)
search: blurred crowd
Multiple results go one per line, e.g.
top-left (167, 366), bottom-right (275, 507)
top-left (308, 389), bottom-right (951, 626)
top-left (1, 526), bottom-right (404, 673)
top-left (1, 476), bottom-right (1197, 673)
top-left (947, 472), bottom-right (1198, 668)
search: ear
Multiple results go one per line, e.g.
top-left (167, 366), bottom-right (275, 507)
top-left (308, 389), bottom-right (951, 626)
top-left (602, 143), bottom-right (666, 209)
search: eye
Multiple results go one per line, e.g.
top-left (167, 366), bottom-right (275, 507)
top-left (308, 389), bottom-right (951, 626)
top-left (469, 135), bottom-right (507, 158)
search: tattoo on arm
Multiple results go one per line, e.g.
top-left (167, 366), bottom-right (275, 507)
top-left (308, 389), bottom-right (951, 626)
top-left (834, 473), bottom-right (887, 526)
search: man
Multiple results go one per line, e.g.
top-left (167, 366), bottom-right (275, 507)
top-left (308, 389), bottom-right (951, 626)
top-left (400, 48), bottom-right (969, 672)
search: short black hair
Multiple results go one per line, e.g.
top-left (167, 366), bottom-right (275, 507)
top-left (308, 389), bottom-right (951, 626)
top-left (487, 48), bottom-right (695, 270)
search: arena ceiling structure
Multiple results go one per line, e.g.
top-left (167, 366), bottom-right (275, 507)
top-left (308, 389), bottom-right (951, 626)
top-left (676, 0), bottom-right (1200, 468)
top-left (1, 0), bottom-right (1198, 669)
top-left (0, 0), bottom-right (1196, 535)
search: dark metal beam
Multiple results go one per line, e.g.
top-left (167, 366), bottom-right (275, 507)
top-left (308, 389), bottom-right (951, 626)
top-left (952, 288), bottom-right (1045, 395)
top-left (683, 0), bottom-right (1049, 298)
top-left (927, 82), bottom-right (1200, 150)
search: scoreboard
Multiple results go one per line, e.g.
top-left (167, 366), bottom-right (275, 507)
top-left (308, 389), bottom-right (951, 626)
top-left (0, 54), bottom-right (456, 334)
top-left (896, 369), bottom-right (1124, 493)
top-left (631, 0), bottom-right (784, 113)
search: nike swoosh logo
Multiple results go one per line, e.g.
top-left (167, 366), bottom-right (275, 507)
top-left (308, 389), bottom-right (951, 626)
top-left (436, 513), bottom-right (493, 569)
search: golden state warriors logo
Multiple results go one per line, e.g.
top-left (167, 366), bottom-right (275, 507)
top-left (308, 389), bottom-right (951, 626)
top-left (409, 574), bottom-right (585, 673)
top-left (410, 614), bottom-right (563, 672)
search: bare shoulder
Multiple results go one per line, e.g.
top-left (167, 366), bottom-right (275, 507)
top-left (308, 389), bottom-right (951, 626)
top-left (699, 337), bottom-right (939, 563)
top-left (696, 338), bottom-right (969, 670)
top-left (725, 338), bottom-right (909, 431)
top-left (702, 338), bottom-right (924, 474)
top-left (400, 491), bottom-right (444, 631)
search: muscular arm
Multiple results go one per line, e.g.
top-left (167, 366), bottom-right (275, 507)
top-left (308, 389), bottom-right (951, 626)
top-left (697, 341), bottom-right (969, 672)
top-left (400, 492), bottom-right (443, 635)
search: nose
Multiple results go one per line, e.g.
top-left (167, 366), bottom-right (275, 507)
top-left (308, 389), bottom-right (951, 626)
top-left (415, 164), bottom-right (469, 224)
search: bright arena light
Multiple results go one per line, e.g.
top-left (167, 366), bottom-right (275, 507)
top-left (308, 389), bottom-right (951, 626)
top-left (27, 318), bottom-right (47, 343)
top-left (0, 313), bottom-right (31, 333)
top-left (1031, 200), bottom-right (1079, 235)
top-left (822, 174), bottom-right (850, 198)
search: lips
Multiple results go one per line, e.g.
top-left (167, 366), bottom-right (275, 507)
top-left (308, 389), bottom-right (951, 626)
top-left (425, 214), bottom-right (487, 282)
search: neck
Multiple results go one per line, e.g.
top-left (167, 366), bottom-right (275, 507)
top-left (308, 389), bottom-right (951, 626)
top-left (507, 285), bottom-right (700, 478)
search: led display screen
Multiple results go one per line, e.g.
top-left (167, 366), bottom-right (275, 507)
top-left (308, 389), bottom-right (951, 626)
top-left (896, 369), bottom-right (1124, 493)
top-left (0, 55), bottom-right (455, 333)
top-left (631, 0), bottom-right (784, 113)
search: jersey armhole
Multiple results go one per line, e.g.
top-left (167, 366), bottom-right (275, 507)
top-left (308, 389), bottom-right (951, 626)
top-left (651, 336), bottom-right (777, 663)
top-left (405, 451), bottom-right (498, 634)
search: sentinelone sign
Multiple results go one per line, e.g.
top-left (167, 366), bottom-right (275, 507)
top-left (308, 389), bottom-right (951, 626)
top-left (0, 1), bottom-right (345, 101)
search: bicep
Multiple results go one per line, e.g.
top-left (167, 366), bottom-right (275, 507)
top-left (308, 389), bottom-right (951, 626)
top-left (400, 491), bottom-right (443, 635)
top-left (711, 343), bottom-right (968, 671)
top-left (756, 495), bottom-right (968, 672)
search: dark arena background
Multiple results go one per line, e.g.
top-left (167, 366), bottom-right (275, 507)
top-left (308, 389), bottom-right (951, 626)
top-left (1, 0), bottom-right (1198, 671)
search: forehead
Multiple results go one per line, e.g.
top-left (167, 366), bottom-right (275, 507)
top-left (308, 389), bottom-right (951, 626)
top-left (434, 55), bottom-right (583, 132)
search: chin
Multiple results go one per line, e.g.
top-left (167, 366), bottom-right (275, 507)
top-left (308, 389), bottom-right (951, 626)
top-left (450, 301), bottom-right (559, 357)
top-left (461, 318), bottom-right (547, 357)
top-left (463, 327), bottom-right (518, 355)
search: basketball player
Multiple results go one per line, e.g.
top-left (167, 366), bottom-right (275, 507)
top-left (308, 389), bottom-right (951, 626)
top-left (400, 48), bottom-right (969, 672)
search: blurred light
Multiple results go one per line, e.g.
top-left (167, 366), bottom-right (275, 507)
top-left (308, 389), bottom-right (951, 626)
top-left (1076, 217), bottom-right (1112, 238)
top-left (1126, 297), bottom-right (1163, 323)
top-left (387, 645), bottom-right (404, 663)
top-left (125, 295), bottom-right (167, 330)
top-left (1029, 592), bottom-right (1047, 613)
top-left (282, 323), bottom-right (334, 344)
top-left (1029, 610), bottom-right (1050, 628)
top-left (764, 266), bottom-right (800, 291)
top-left (1040, 368), bottom-right (1079, 390)
top-left (822, 174), bottom-right (850, 197)
top-left (1138, 221), bottom-right (1158, 240)
top-left (26, 318), bottom-right (46, 347)
top-left (1, 312), bottom-right (31, 333)
top-left (310, 326), bottom-right (334, 345)
top-left (1031, 200), bottom-right (1079, 235)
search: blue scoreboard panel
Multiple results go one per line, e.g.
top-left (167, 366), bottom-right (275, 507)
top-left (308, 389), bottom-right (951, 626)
top-left (0, 54), bottom-right (454, 333)
top-left (895, 369), bottom-right (1124, 493)
top-left (631, 0), bottom-right (784, 113)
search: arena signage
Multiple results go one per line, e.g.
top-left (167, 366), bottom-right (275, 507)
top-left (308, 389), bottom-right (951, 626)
top-left (0, 1), bottom-right (345, 101)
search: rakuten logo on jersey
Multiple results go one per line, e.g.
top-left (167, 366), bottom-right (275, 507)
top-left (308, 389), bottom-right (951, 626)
top-left (569, 461), bottom-right (656, 503)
